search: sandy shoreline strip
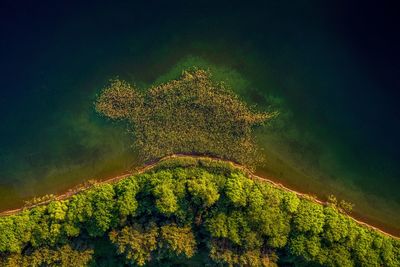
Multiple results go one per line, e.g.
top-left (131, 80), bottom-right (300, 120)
top-left (0, 154), bottom-right (398, 240)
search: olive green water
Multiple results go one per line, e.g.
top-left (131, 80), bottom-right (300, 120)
top-left (1, 2), bottom-right (399, 235)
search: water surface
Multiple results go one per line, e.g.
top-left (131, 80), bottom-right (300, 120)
top-left (0, 1), bottom-right (399, 234)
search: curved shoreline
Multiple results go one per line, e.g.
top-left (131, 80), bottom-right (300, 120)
top-left (0, 154), bottom-right (398, 240)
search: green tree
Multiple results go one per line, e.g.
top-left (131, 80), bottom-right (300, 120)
top-left (86, 184), bottom-right (117, 237)
top-left (288, 234), bottom-right (322, 262)
top-left (206, 212), bottom-right (229, 239)
top-left (209, 239), bottom-right (278, 267)
top-left (11, 212), bottom-right (32, 250)
top-left (380, 237), bottom-right (400, 267)
top-left (0, 244), bottom-right (94, 267)
top-left (115, 177), bottom-right (139, 220)
top-left (109, 223), bottom-right (158, 266)
top-left (160, 224), bottom-right (197, 258)
top-left (207, 211), bottom-right (252, 246)
top-left (187, 171), bottom-right (220, 207)
top-left (225, 173), bottom-right (253, 207)
top-left (247, 185), bottom-right (290, 248)
top-left (257, 206), bottom-right (290, 248)
top-left (153, 182), bottom-right (179, 215)
top-left (63, 193), bottom-right (92, 237)
top-left (293, 200), bottom-right (325, 234)
top-left (323, 206), bottom-right (349, 243)
top-left (282, 191), bottom-right (300, 213)
top-left (322, 244), bottom-right (354, 267)
top-left (353, 228), bottom-right (381, 266)
top-left (0, 217), bottom-right (20, 252)
top-left (47, 200), bottom-right (68, 221)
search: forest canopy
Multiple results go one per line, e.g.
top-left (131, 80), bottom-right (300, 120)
top-left (0, 157), bottom-right (399, 266)
top-left (95, 69), bottom-right (274, 167)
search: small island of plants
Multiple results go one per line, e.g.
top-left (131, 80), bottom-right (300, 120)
top-left (95, 69), bottom-right (274, 167)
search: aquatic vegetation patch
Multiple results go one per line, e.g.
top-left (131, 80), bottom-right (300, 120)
top-left (96, 69), bottom-right (273, 167)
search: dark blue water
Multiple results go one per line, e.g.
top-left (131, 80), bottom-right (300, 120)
top-left (0, 1), bottom-right (399, 233)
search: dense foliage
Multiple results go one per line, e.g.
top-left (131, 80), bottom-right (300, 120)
top-left (0, 157), bottom-right (398, 266)
top-left (95, 69), bottom-right (272, 167)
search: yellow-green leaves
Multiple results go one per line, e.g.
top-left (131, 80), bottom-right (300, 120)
top-left (160, 224), bottom-right (197, 258)
top-left (109, 223), bottom-right (158, 266)
top-left (293, 200), bottom-right (325, 234)
top-left (289, 234), bottom-right (322, 261)
top-left (0, 245), bottom-right (94, 267)
top-left (323, 206), bottom-right (349, 243)
top-left (153, 183), bottom-right (179, 215)
top-left (283, 191), bottom-right (300, 213)
top-left (0, 217), bottom-right (20, 253)
top-left (47, 201), bottom-right (68, 221)
top-left (95, 79), bottom-right (143, 120)
top-left (86, 184), bottom-right (116, 236)
top-left (225, 173), bottom-right (253, 207)
top-left (115, 177), bottom-right (139, 219)
top-left (96, 69), bottom-right (272, 166)
top-left (206, 211), bottom-right (252, 246)
top-left (187, 172), bottom-right (220, 207)
top-left (0, 159), bottom-right (398, 267)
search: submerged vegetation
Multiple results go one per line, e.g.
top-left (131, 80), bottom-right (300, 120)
top-left (0, 157), bottom-right (399, 266)
top-left (95, 69), bottom-right (274, 167)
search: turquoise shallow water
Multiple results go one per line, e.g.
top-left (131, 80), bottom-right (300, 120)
top-left (0, 2), bottom-right (399, 234)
